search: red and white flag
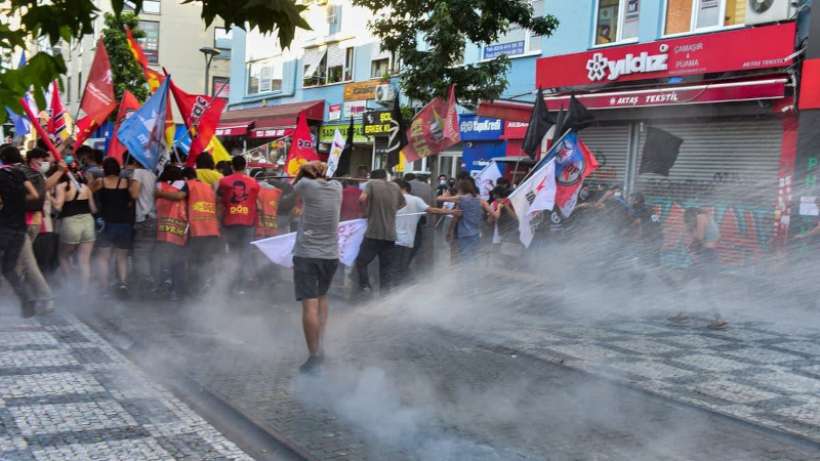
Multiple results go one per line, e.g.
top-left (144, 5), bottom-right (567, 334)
top-left (47, 81), bottom-right (72, 146)
top-left (286, 112), bottom-right (319, 177)
top-left (169, 79), bottom-right (226, 166)
top-left (509, 158), bottom-right (556, 248)
top-left (252, 218), bottom-right (367, 268)
top-left (107, 91), bottom-right (142, 165)
top-left (75, 39), bottom-right (117, 147)
top-left (403, 85), bottom-right (460, 161)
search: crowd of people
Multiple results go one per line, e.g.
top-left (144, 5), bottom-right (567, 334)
top-left (6, 140), bottom-right (819, 368)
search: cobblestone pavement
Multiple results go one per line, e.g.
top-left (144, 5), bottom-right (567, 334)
top-left (66, 286), bottom-right (820, 461)
top-left (0, 305), bottom-right (253, 461)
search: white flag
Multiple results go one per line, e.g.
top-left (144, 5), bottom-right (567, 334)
top-left (508, 158), bottom-right (556, 248)
top-left (252, 218), bottom-right (368, 268)
top-left (476, 161), bottom-right (502, 201)
top-left (326, 129), bottom-right (346, 178)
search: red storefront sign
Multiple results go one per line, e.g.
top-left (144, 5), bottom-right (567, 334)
top-left (215, 124), bottom-right (251, 136)
top-left (544, 79), bottom-right (787, 110)
top-left (502, 121), bottom-right (529, 139)
top-left (536, 22), bottom-right (796, 89)
top-left (250, 127), bottom-right (293, 139)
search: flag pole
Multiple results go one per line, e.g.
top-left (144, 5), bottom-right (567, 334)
top-left (19, 98), bottom-right (62, 162)
top-left (516, 129), bottom-right (572, 186)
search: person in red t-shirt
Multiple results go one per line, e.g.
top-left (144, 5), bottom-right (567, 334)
top-left (340, 180), bottom-right (364, 221)
top-left (217, 156), bottom-right (260, 294)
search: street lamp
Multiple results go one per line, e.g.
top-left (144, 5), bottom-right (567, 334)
top-left (199, 46), bottom-right (221, 96)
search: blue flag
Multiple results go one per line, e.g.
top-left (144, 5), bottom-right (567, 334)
top-left (117, 78), bottom-right (170, 170)
top-left (4, 53), bottom-right (31, 137)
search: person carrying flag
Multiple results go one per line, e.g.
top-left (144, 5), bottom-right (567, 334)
top-left (217, 156), bottom-right (259, 294)
top-left (185, 166), bottom-right (220, 293)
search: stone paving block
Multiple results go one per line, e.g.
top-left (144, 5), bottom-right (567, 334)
top-left (721, 347), bottom-right (804, 365)
top-left (749, 371), bottom-right (820, 395)
top-left (0, 333), bottom-right (58, 348)
top-left (603, 359), bottom-right (696, 381)
top-left (0, 350), bottom-right (78, 369)
top-left (657, 334), bottom-right (736, 349)
top-left (688, 379), bottom-right (781, 404)
top-left (771, 341), bottom-right (820, 357)
top-left (30, 437), bottom-right (171, 461)
top-left (604, 338), bottom-right (682, 355)
top-left (673, 354), bottom-right (751, 373)
top-left (10, 401), bottom-right (138, 436)
top-left (0, 373), bottom-right (105, 399)
top-left (546, 343), bottom-right (632, 362)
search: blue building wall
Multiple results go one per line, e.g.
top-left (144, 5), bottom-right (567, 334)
top-left (228, 2), bottom-right (675, 113)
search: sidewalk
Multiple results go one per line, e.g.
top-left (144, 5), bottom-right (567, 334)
top-left (470, 306), bottom-right (820, 445)
top-left (0, 308), bottom-right (253, 461)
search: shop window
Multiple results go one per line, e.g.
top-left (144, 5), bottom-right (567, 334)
top-left (124, 0), bottom-right (159, 14)
top-left (137, 20), bottom-right (159, 64)
top-left (664, 0), bottom-right (744, 36)
top-left (305, 45), bottom-right (353, 86)
top-left (247, 58), bottom-right (283, 95)
top-left (371, 58), bottom-right (389, 79)
top-left (214, 27), bottom-right (232, 59)
top-left (594, 0), bottom-right (640, 45)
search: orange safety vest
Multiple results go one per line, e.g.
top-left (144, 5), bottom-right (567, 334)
top-left (255, 186), bottom-right (282, 238)
top-left (186, 180), bottom-right (220, 238)
top-left (156, 182), bottom-right (188, 246)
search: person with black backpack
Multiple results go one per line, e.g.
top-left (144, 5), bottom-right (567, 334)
top-left (0, 145), bottom-right (41, 317)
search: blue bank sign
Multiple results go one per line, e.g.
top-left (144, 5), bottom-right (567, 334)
top-left (459, 115), bottom-right (504, 141)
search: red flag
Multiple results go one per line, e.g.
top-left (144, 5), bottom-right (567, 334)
top-left (80, 38), bottom-right (116, 126)
top-left (19, 97), bottom-right (62, 161)
top-left (403, 85), bottom-right (460, 162)
top-left (107, 91), bottom-right (142, 165)
top-left (169, 79), bottom-right (226, 166)
top-left (286, 112), bottom-right (319, 176)
top-left (125, 27), bottom-right (164, 92)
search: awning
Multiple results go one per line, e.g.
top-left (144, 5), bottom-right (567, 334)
top-left (478, 78), bottom-right (789, 122)
top-left (219, 100), bottom-right (324, 138)
top-left (216, 123), bottom-right (253, 137)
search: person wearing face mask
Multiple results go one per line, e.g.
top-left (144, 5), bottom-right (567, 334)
top-left (14, 148), bottom-right (65, 314)
top-left (435, 174), bottom-right (448, 196)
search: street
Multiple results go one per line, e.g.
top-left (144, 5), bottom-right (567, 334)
top-left (8, 264), bottom-right (814, 461)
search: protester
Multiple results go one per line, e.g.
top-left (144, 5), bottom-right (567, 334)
top-left (185, 166), bottom-right (220, 293)
top-left (195, 152), bottom-right (223, 187)
top-left (54, 169), bottom-right (96, 293)
top-left (154, 165), bottom-right (189, 300)
top-left (487, 186), bottom-right (521, 263)
top-left (355, 169), bottom-right (405, 293)
top-left (394, 179), bottom-right (453, 280)
top-left (91, 157), bottom-right (139, 294)
top-left (355, 165), bottom-right (370, 191)
top-left (669, 207), bottom-right (727, 330)
top-left (33, 166), bottom-right (60, 278)
top-left (0, 145), bottom-right (40, 317)
top-left (404, 173), bottom-right (435, 268)
top-left (217, 155), bottom-right (260, 294)
top-left (291, 161), bottom-right (342, 372)
top-left (216, 160), bottom-right (233, 177)
top-left (340, 179), bottom-right (365, 221)
top-left (127, 156), bottom-right (158, 291)
top-left (441, 179), bottom-right (494, 262)
top-left (435, 174), bottom-right (449, 196)
top-left (256, 180), bottom-right (283, 238)
top-left (15, 148), bottom-right (63, 313)
top-left (76, 146), bottom-right (104, 184)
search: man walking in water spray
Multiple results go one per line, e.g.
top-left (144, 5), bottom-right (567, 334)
top-left (292, 161), bottom-right (342, 373)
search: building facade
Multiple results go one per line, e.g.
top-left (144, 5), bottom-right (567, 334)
top-left (62, 0), bottom-right (230, 120)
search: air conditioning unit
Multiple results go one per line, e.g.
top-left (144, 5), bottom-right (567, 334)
top-left (374, 84), bottom-right (396, 103)
top-left (745, 0), bottom-right (794, 25)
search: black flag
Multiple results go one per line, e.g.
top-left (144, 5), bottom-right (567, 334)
top-left (556, 95), bottom-right (595, 136)
top-left (336, 116), bottom-right (355, 177)
top-left (522, 88), bottom-right (554, 159)
top-left (640, 127), bottom-right (683, 177)
top-left (386, 93), bottom-right (407, 170)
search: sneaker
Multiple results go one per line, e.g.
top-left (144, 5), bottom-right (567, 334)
top-left (299, 355), bottom-right (323, 374)
top-left (708, 319), bottom-right (729, 331)
top-left (37, 300), bottom-right (55, 316)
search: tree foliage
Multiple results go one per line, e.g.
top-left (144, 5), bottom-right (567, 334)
top-left (102, 12), bottom-right (148, 103)
top-left (352, 0), bottom-right (558, 105)
top-left (0, 0), bottom-right (309, 123)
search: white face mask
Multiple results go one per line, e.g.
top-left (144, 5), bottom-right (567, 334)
top-left (38, 161), bottom-right (51, 175)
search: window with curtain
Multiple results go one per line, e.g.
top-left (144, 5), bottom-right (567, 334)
top-left (247, 58), bottom-right (282, 95)
top-left (137, 20), bottom-right (160, 64)
top-left (665, 0), bottom-right (744, 35)
top-left (595, 0), bottom-right (640, 45)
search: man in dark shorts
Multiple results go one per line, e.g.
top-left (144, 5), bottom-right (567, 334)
top-left (292, 161), bottom-right (342, 372)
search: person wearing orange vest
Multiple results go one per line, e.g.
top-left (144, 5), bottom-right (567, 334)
top-left (255, 183), bottom-right (283, 238)
top-left (154, 165), bottom-right (189, 301)
top-left (185, 167), bottom-right (220, 293)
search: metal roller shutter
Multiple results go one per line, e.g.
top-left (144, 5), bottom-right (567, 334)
top-left (578, 124), bottom-right (631, 188)
top-left (634, 118), bottom-right (782, 266)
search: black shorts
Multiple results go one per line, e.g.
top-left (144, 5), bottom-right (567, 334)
top-left (293, 256), bottom-right (339, 301)
top-left (97, 223), bottom-right (134, 250)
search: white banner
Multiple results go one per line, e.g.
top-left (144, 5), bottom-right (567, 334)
top-left (252, 218), bottom-right (367, 268)
top-left (326, 129), bottom-right (346, 178)
top-left (508, 158), bottom-right (556, 248)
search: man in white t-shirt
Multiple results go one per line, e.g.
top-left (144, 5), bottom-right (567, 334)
top-left (394, 179), bottom-right (453, 281)
top-left (125, 157), bottom-right (158, 291)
